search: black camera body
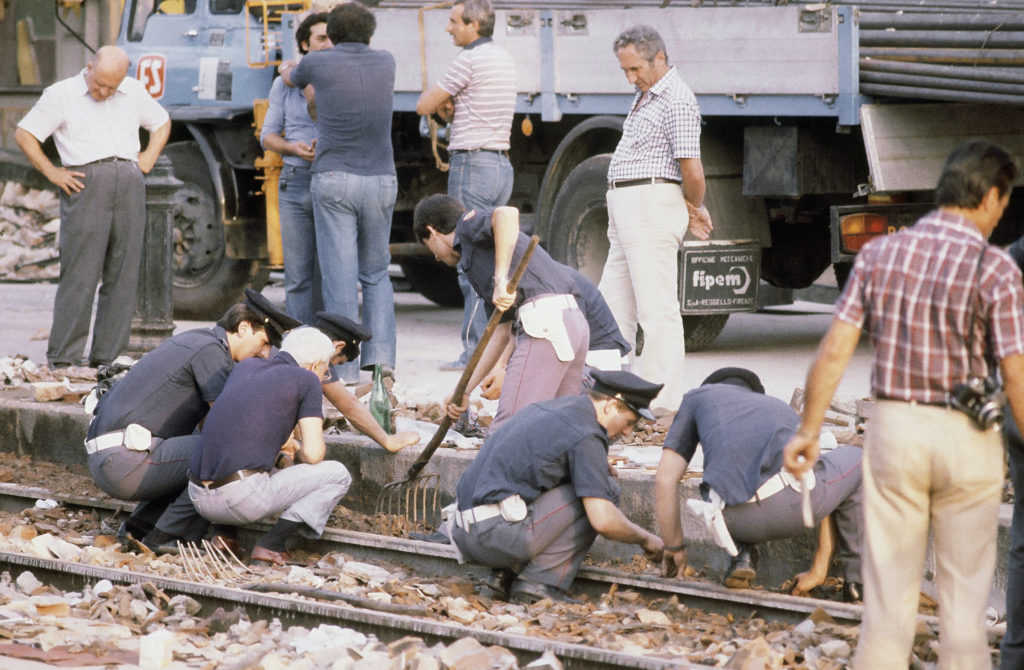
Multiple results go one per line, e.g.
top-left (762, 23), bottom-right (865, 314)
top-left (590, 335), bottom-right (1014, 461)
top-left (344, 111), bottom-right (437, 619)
top-left (950, 375), bottom-right (1005, 431)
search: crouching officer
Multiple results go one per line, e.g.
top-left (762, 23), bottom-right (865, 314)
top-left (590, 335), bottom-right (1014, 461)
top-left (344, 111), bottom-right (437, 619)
top-left (448, 370), bottom-right (665, 603)
top-left (86, 289), bottom-right (300, 552)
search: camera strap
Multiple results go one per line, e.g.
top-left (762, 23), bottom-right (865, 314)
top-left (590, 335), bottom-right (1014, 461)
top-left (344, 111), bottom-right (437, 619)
top-left (963, 247), bottom-right (995, 380)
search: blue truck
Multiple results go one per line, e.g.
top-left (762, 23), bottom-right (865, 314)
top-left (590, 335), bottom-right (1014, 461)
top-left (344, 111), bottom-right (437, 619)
top-left (2, 0), bottom-right (1023, 349)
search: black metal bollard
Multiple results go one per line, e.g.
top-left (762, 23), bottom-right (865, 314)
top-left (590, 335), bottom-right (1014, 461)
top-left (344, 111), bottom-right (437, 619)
top-left (128, 155), bottom-right (181, 355)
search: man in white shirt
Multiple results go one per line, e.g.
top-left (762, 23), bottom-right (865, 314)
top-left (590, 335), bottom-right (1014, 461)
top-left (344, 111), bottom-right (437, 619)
top-left (15, 45), bottom-right (171, 369)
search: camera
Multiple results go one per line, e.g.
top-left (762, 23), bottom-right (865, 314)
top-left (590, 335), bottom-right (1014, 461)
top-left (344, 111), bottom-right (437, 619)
top-left (950, 375), bottom-right (1006, 431)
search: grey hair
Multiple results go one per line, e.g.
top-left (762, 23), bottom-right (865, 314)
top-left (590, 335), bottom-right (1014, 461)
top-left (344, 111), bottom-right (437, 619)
top-left (456, 0), bottom-right (495, 38)
top-left (281, 327), bottom-right (335, 368)
top-left (613, 25), bottom-right (667, 63)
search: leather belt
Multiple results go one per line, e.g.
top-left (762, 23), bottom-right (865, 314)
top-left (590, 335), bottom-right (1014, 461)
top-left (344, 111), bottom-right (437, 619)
top-left (875, 395), bottom-right (950, 408)
top-left (74, 156), bottom-right (133, 167)
top-left (189, 469), bottom-right (266, 491)
top-left (84, 430), bottom-right (127, 455)
top-left (450, 148), bottom-right (508, 156)
top-left (608, 177), bottom-right (680, 189)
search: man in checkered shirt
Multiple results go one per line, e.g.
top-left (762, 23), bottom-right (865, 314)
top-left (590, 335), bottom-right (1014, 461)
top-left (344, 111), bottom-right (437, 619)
top-left (600, 25), bottom-right (713, 413)
top-left (784, 140), bottom-right (1024, 670)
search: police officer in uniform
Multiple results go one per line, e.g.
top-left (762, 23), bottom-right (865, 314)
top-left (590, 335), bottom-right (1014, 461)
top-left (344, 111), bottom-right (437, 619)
top-left (655, 368), bottom-right (863, 599)
top-left (449, 370), bottom-right (665, 603)
top-left (86, 289), bottom-right (300, 551)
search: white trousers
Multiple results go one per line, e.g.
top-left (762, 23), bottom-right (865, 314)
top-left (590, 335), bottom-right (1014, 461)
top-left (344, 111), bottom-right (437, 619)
top-left (600, 183), bottom-right (687, 411)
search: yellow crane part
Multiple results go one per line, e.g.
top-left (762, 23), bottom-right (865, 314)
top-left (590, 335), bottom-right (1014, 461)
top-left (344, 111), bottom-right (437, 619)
top-left (253, 98), bottom-right (284, 269)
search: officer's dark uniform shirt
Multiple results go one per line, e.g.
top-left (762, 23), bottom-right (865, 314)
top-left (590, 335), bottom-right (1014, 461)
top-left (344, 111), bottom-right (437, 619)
top-left (563, 265), bottom-right (631, 355)
top-left (663, 384), bottom-right (798, 507)
top-left (190, 351), bottom-right (323, 481)
top-left (456, 394), bottom-right (620, 510)
top-left (87, 327), bottom-right (233, 440)
top-left (455, 208), bottom-right (578, 323)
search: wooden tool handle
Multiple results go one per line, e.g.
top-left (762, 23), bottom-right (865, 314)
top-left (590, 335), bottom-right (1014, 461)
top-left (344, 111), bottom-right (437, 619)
top-left (404, 235), bottom-right (541, 480)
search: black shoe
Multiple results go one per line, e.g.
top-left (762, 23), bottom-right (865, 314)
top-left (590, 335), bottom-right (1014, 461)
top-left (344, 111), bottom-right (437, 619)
top-left (509, 577), bottom-right (581, 605)
top-left (116, 520), bottom-right (152, 551)
top-left (723, 544), bottom-right (758, 589)
top-left (842, 581), bottom-right (863, 603)
top-left (477, 568), bottom-right (517, 601)
top-left (142, 529), bottom-right (182, 555)
top-left (408, 530), bottom-right (451, 544)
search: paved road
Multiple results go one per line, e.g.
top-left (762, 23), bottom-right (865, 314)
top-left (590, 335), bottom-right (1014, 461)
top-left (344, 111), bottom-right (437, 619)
top-left (0, 281), bottom-right (874, 407)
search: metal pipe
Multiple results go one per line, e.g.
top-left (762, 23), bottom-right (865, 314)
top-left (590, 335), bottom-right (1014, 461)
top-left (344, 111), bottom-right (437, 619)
top-left (860, 81), bottom-right (1024, 104)
top-left (859, 12), bottom-right (1024, 30)
top-left (861, 30), bottom-right (1024, 48)
top-left (859, 47), bottom-right (1024, 64)
top-left (861, 69), bottom-right (1024, 95)
top-left (860, 57), bottom-right (1024, 84)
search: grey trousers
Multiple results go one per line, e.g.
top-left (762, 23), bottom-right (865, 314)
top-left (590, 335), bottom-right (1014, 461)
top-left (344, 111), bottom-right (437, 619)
top-left (452, 483), bottom-right (598, 589)
top-left (88, 435), bottom-right (208, 540)
top-left (50, 160), bottom-right (145, 367)
top-left (723, 444), bottom-right (864, 582)
top-left (188, 461), bottom-right (352, 537)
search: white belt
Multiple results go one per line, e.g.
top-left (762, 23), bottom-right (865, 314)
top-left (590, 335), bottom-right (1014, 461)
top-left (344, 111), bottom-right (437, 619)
top-left (454, 503), bottom-right (502, 530)
top-left (519, 293), bottom-right (577, 315)
top-left (84, 430), bottom-right (127, 455)
top-left (746, 470), bottom-right (816, 504)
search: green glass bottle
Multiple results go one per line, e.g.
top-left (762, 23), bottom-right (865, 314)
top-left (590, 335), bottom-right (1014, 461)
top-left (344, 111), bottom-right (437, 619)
top-left (369, 363), bottom-right (393, 434)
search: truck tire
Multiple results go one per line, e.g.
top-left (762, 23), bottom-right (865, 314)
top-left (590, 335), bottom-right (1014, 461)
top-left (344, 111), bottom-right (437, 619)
top-left (399, 257), bottom-right (463, 307)
top-left (548, 154), bottom-right (727, 352)
top-left (164, 142), bottom-right (264, 320)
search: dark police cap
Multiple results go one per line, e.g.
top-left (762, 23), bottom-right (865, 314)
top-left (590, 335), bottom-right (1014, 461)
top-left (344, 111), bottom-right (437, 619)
top-left (590, 369), bottom-right (663, 421)
top-left (700, 367), bottom-right (765, 394)
top-left (315, 311), bottom-right (372, 361)
top-left (243, 288), bottom-right (302, 348)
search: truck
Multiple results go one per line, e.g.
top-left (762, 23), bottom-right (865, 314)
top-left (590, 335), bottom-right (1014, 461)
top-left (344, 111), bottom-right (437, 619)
top-left (2, 0), bottom-right (1023, 349)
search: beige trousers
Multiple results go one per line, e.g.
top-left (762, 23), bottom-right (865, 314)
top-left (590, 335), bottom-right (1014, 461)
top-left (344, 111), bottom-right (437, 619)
top-left (854, 400), bottom-right (1003, 670)
top-left (600, 183), bottom-right (687, 411)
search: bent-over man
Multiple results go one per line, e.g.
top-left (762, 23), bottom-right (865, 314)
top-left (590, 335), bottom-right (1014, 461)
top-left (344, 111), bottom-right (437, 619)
top-left (784, 140), bottom-right (1024, 670)
top-left (15, 45), bottom-right (171, 368)
top-left (449, 370), bottom-right (665, 603)
top-left (414, 194), bottom-right (589, 432)
top-left (188, 327), bottom-right (351, 566)
top-left (655, 367), bottom-right (863, 600)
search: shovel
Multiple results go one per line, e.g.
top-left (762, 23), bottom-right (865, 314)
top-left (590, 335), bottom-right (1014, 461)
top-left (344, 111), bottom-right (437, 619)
top-left (375, 235), bottom-right (541, 533)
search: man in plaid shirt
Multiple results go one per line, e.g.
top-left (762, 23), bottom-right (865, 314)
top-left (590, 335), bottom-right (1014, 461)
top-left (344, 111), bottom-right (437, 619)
top-left (600, 25), bottom-right (713, 413)
top-left (784, 140), bottom-right (1024, 670)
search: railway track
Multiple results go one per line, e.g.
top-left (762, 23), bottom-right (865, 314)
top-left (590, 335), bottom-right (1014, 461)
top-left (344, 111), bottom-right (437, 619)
top-left (0, 482), bottom-right (868, 669)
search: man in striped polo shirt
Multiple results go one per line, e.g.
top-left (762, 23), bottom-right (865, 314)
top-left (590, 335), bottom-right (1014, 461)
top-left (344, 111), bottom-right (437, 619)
top-left (417, 0), bottom-right (517, 372)
top-left (601, 25), bottom-right (714, 414)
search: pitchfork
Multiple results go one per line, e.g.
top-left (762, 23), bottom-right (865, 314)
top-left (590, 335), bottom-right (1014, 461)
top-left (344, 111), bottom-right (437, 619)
top-left (376, 235), bottom-right (541, 533)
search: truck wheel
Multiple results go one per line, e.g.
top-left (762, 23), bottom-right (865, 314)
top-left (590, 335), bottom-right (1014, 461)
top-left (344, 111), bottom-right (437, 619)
top-left (548, 154), bottom-right (726, 352)
top-left (164, 142), bottom-right (264, 320)
top-left (399, 256), bottom-right (463, 307)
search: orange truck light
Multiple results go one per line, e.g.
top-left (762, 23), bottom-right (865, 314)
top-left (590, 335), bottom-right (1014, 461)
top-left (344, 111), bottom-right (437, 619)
top-left (839, 213), bottom-right (888, 253)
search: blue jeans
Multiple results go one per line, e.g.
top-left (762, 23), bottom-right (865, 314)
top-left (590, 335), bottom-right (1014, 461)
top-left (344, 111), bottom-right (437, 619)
top-left (447, 150), bottom-right (514, 363)
top-left (1004, 414), bottom-right (1024, 669)
top-left (279, 164), bottom-right (322, 324)
top-left (311, 170), bottom-right (398, 382)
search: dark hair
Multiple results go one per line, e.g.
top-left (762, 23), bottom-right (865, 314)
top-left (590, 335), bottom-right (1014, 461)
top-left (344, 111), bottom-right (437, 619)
top-left (935, 139), bottom-right (1019, 209)
top-left (327, 2), bottom-right (375, 45)
top-left (413, 194), bottom-right (466, 241)
top-left (217, 303), bottom-right (265, 334)
top-left (612, 25), bottom-right (667, 63)
top-left (295, 12), bottom-right (328, 54)
top-left (456, 0), bottom-right (495, 38)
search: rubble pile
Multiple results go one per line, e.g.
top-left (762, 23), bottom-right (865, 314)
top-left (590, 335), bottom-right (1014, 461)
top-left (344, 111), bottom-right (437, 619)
top-left (0, 181), bottom-right (59, 281)
top-left (0, 501), bottom-right (999, 668)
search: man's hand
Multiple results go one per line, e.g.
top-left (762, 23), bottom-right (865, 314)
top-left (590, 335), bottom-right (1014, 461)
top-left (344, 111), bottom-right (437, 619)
top-left (480, 366), bottom-right (505, 400)
top-left (641, 533), bottom-right (665, 564)
top-left (444, 393), bottom-right (470, 421)
top-left (491, 279), bottom-right (516, 312)
top-left (291, 139), bottom-right (316, 162)
top-left (436, 99), bottom-right (455, 123)
top-left (47, 166), bottom-right (86, 195)
top-left (687, 205), bottom-right (713, 240)
top-left (789, 568), bottom-right (827, 597)
top-left (661, 547), bottom-right (688, 579)
top-left (783, 433), bottom-right (820, 477)
top-left (383, 430), bottom-right (420, 453)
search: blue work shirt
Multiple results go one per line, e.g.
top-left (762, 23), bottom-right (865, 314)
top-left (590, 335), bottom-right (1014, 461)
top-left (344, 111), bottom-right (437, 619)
top-left (456, 394), bottom-right (621, 509)
top-left (663, 384), bottom-right (797, 506)
top-left (290, 42), bottom-right (396, 176)
top-left (456, 208), bottom-right (578, 322)
top-left (260, 76), bottom-right (317, 169)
